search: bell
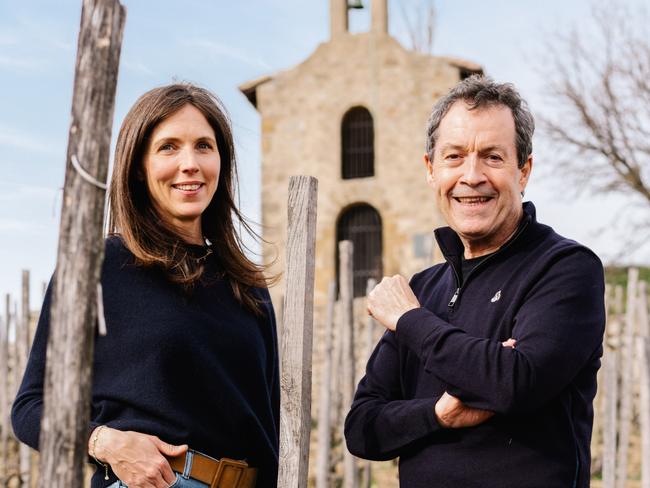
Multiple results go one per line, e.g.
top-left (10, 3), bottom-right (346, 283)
top-left (347, 0), bottom-right (364, 9)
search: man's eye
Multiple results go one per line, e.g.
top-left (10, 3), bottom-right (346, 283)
top-left (445, 154), bottom-right (460, 160)
top-left (487, 154), bottom-right (503, 161)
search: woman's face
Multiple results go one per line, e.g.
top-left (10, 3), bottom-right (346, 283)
top-left (142, 104), bottom-right (221, 242)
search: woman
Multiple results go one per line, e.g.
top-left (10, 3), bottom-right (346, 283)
top-left (12, 84), bottom-right (279, 488)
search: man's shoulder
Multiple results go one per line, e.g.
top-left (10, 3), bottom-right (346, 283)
top-left (522, 222), bottom-right (604, 286)
top-left (531, 222), bottom-right (603, 268)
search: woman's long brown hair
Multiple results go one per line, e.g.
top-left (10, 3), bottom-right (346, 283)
top-left (109, 83), bottom-right (274, 314)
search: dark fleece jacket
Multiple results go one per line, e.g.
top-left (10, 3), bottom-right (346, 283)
top-left (345, 202), bottom-right (605, 488)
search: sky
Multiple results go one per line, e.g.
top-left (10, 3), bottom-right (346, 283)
top-left (1, 0), bottom-right (648, 308)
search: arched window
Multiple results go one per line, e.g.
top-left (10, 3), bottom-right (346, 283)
top-left (336, 204), bottom-right (383, 297)
top-left (341, 106), bottom-right (374, 179)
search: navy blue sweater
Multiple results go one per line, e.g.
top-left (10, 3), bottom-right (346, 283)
top-left (12, 236), bottom-right (280, 488)
top-left (345, 203), bottom-right (605, 488)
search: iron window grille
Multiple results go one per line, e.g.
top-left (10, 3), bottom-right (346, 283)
top-left (341, 106), bottom-right (375, 179)
top-left (336, 204), bottom-right (383, 297)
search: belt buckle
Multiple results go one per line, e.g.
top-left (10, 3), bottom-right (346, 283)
top-left (211, 458), bottom-right (248, 488)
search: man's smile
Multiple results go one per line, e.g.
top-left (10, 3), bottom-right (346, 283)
top-left (451, 196), bottom-right (494, 205)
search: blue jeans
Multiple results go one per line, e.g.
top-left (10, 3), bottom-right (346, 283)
top-left (107, 450), bottom-right (209, 488)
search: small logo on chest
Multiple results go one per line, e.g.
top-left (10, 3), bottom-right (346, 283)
top-left (491, 290), bottom-right (502, 303)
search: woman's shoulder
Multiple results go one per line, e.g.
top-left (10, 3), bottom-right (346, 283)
top-left (104, 234), bottom-right (137, 266)
top-left (105, 233), bottom-right (127, 253)
top-left (250, 285), bottom-right (272, 301)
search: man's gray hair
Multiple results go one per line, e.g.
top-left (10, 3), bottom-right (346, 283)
top-left (425, 75), bottom-right (535, 168)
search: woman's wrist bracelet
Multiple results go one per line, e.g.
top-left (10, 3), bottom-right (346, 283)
top-left (91, 425), bottom-right (109, 480)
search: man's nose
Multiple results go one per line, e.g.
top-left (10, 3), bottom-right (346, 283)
top-left (459, 154), bottom-right (486, 186)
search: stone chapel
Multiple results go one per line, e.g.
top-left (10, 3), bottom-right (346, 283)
top-left (240, 0), bottom-right (482, 310)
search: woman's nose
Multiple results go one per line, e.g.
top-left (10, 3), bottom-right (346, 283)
top-left (179, 150), bottom-right (199, 173)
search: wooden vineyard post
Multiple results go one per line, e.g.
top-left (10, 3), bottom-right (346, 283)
top-left (331, 299), bottom-right (344, 481)
top-left (278, 176), bottom-right (318, 488)
top-left (602, 285), bottom-right (624, 488)
top-left (602, 346), bottom-right (619, 488)
top-left (339, 240), bottom-right (359, 488)
top-left (637, 280), bottom-right (650, 488)
top-left (20, 270), bottom-right (30, 369)
top-left (11, 300), bottom-right (20, 480)
top-left (0, 294), bottom-right (9, 483)
top-left (19, 270), bottom-right (32, 487)
top-left (316, 281), bottom-right (336, 488)
top-left (591, 284), bottom-right (610, 474)
top-left (362, 278), bottom-right (377, 488)
top-left (38, 1), bottom-right (125, 486)
top-left (616, 268), bottom-right (638, 488)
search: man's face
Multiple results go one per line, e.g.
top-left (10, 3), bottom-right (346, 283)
top-left (425, 101), bottom-right (532, 257)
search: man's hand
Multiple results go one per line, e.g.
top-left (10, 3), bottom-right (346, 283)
top-left (367, 275), bottom-right (420, 331)
top-left (434, 392), bottom-right (494, 428)
top-left (90, 426), bottom-right (187, 487)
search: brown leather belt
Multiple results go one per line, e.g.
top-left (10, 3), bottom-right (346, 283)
top-left (167, 451), bottom-right (257, 488)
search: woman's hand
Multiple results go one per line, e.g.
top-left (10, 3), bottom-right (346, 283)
top-left (90, 426), bottom-right (188, 488)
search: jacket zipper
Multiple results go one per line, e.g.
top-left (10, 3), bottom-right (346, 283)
top-left (448, 288), bottom-right (460, 307)
top-left (447, 219), bottom-right (530, 309)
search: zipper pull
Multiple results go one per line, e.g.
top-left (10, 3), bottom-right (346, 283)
top-left (448, 288), bottom-right (460, 308)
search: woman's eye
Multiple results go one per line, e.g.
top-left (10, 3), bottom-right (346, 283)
top-left (158, 143), bottom-right (174, 151)
top-left (197, 141), bottom-right (213, 150)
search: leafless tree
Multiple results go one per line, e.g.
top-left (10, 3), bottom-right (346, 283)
top-left (540, 1), bottom-right (650, 215)
top-left (395, 0), bottom-right (436, 54)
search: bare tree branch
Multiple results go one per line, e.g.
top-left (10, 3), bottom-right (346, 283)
top-left (539, 0), bottom-right (650, 215)
top-left (396, 0), bottom-right (436, 54)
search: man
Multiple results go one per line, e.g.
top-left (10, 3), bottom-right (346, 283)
top-left (344, 76), bottom-right (605, 488)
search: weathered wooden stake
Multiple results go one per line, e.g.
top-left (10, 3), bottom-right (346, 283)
top-left (637, 281), bottom-right (650, 488)
top-left (591, 284), bottom-right (611, 475)
top-left (616, 268), bottom-right (638, 488)
top-left (602, 346), bottom-right (619, 488)
top-left (362, 278), bottom-right (377, 488)
top-left (330, 299), bottom-right (344, 483)
top-left (642, 337), bottom-right (650, 488)
top-left (13, 300), bottom-right (21, 405)
top-left (38, 1), bottom-right (125, 486)
top-left (316, 281), bottom-right (336, 488)
top-left (602, 285), bottom-right (624, 488)
top-left (278, 176), bottom-right (318, 488)
top-left (0, 294), bottom-right (9, 483)
top-left (10, 300), bottom-right (19, 481)
top-left (19, 269), bottom-right (32, 488)
top-left (20, 270), bottom-right (31, 365)
top-left (339, 240), bottom-right (359, 488)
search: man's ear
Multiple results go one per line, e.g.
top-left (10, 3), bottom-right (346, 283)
top-left (519, 155), bottom-right (533, 193)
top-left (424, 153), bottom-right (435, 186)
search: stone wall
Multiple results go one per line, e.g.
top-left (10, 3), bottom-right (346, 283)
top-left (251, 31), bottom-right (470, 311)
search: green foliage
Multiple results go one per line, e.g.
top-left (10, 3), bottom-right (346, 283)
top-left (605, 266), bottom-right (650, 289)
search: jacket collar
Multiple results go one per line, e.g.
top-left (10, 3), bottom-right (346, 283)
top-left (434, 201), bottom-right (537, 265)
